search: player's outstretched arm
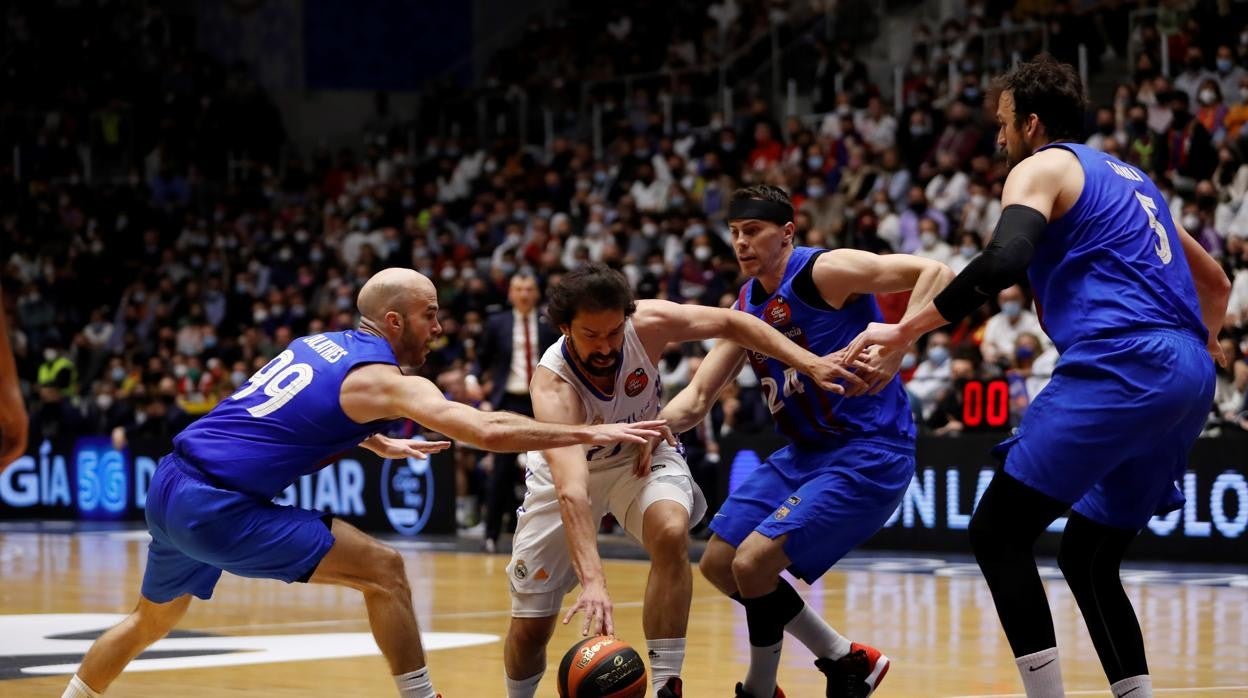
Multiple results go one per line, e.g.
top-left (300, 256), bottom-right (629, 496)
top-left (0, 287), bottom-right (28, 471)
top-left (812, 249), bottom-right (955, 394)
top-left (339, 364), bottom-right (666, 453)
top-left (844, 153), bottom-right (1060, 361)
top-left (1176, 221), bottom-right (1233, 366)
top-left (632, 298), bottom-right (866, 395)
top-left (530, 368), bottom-right (615, 637)
top-left (660, 340), bottom-right (748, 435)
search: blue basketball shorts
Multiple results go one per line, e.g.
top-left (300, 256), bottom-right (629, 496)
top-left (994, 329), bottom-right (1215, 530)
top-left (140, 454), bottom-right (337, 603)
top-left (709, 438), bottom-right (914, 583)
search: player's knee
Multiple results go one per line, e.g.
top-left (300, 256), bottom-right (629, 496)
top-left (132, 609), bottom-right (178, 644)
top-left (508, 616), bottom-right (556, 650)
top-left (731, 541), bottom-right (773, 585)
top-left (645, 517), bottom-right (689, 561)
top-left (698, 546), bottom-right (730, 585)
top-left (370, 545), bottom-right (411, 598)
top-left (1056, 536), bottom-right (1088, 586)
top-left (968, 505), bottom-right (1005, 561)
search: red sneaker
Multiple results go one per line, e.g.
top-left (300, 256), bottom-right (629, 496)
top-left (814, 642), bottom-right (890, 697)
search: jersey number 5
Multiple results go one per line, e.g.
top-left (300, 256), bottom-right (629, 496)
top-left (231, 349), bottom-right (315, 417)
top-left (1134, 192), bottom-right (1172, 265)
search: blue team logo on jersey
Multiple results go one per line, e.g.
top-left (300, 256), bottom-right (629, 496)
top-left (380, 452), bottom-right (436, 535)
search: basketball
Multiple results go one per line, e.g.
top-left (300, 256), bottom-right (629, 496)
top-left (557, 635), bottom-right (647, 698)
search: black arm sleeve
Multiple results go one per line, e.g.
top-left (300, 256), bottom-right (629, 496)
top-left (932, 204), bottom-right (1048, 324)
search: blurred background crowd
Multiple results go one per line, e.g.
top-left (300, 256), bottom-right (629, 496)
top-left (5, 0), bottom-right (1248, 530)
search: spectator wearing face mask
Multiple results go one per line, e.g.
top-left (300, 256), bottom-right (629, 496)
top-left (1180, 201), bottom-right (1223, 258)
top-left (1159, 90), bottom-right (1217, 187)
top-left (874, 148), bottom-right (911, 208)
top-left (927, 345), bottom-right (984, 435)
top-left (1005, 332), bottom-right (1047, 420)
top-left (1227, 75), bottom-right (1248, 141)
top-left (1214, 45), bottom-right (1248, 105)
top-left (898, 185), bottom-right (949, 253)
top-left (912, 216), bottom-right (953, 265)
top-left (1175, 47), bottom-right (1217, 106)
top-left (906, 331), bottom-right (953, 420)
top-left (949, 231), bottom-right (981, 273)
top-left (925, 149), bottom-right (971, 220)
top-left (1085, 107), bottom-right (1126, 152)
top-left (980, 285), bottom-right (1050, 366)
top-left (1195, 79), bottom-right (1229, 146)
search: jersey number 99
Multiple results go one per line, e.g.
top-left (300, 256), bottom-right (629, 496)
top-left (231, 350), bottom-right (315, 417)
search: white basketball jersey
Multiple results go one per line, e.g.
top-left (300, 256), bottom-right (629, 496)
top-left (528, 320), bottom-right (662, 471)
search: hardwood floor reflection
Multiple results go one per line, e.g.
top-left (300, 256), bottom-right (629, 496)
top-left (2, 530), bottom-right (1247, 697)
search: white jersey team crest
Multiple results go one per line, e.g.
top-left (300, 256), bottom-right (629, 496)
top-left (527, 320), bottom-right (661, 471)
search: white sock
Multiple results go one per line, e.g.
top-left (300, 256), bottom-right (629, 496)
top-left (62, 675), bottom-right (101, 698)
top-left (784, 604), bottom-right (852, 660)
top-left (505, 671), bottom-right (543, 698)
top-left (742, 639), bottom-right (783, 698)
top-left (646, 637), bottom-right (685, 693)
top-left (394, 667), bottom-right (436, 698)
top-left (1110, 674), bottom-right (1153, 698)
top-left (1015, 647), bottom-right (1065, 698)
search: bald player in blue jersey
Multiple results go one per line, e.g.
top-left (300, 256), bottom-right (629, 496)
top-left (659, 184), bottom-right (953, 698)
top-left (845, 56), bottom-right (1231, 698)
top-left (61, 268), bottom-right (667, 698)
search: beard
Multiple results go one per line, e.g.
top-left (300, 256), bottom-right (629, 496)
top-left (571, 342), bottom-right (621, 376)
top-left (1005, 141), bottom-right (1033, 169)
top-left (400, 322), bottom-right (430, 369)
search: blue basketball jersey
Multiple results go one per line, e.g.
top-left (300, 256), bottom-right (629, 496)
top-left (1029, 143), bottom-right (1206, 352)
top-left (736, 246), bottom-right (915, 446)
top-left (173, 330), bottom-right (401, 498)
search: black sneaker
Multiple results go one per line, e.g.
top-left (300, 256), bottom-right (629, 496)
top-left (657, 677), bottom-right (683, 697)
top-left (734, 682), bottom-right (786, 697)
top-left (814, 642), bottom-right (890, 697)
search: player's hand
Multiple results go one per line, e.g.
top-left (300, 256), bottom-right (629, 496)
top-left (843, 322), bottom-right (909, 367)
top-left (806, 349), bottom-right (869, 396)
top-left (0, 381), bottom-right (27, 471)
top-left (1209, 335), bottom-right (1228, 368)
top-left (587, 419), bottom-right (667, 446)
top-left (563, 580), bottom-right (614, 637)
top-left (634, 425), bottom-right (677, 477)
top-left (853, 345), bottom-right (905, 397)
top-left (363, 435), bottom-right (452, 460)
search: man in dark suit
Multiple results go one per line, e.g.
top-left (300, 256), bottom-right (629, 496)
top-left (475, 273), bottom-right (558, 552)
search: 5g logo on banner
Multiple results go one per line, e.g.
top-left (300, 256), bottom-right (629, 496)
top-left (75, 438), bottom-right (128, 517)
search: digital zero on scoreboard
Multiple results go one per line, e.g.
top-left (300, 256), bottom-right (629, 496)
top-left (960, 379), bottom-right (1011, 430)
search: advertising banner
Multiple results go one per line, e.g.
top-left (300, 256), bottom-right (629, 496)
top-left (718, 432), bottom-right (1248, 562)
top-left (0, 437), bottom-right (456, 536)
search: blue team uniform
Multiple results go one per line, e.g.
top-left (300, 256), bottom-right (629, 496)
top-left (993, 143), bottom-right (1214, 529)
top-left (141, 330), bottom-right (399, 602)
top-left (710, 246), bottom-right (916, 582)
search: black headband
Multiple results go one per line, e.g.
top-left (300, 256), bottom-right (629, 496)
top-left (727, 198), bottom-right (794, 225)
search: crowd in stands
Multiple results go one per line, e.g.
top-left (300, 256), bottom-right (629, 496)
top-left (6, 0), bottom-right (1248, 486)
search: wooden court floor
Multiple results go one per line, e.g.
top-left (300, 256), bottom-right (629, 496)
top-left (3, 528), bottom-right (1247, 697)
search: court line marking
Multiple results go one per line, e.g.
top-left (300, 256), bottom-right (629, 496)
top-left (947, 690), bottom-right (1248, 697)
top-left (189, 591), bottom-right (753, 633)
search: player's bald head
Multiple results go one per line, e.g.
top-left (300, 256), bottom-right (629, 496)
top-left (357, 267), bottom-right (436, 321)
